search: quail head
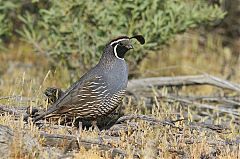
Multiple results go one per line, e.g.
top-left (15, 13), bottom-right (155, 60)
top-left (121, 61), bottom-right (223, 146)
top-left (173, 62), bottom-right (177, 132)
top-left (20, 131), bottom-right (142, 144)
top-left (33, 35), bottom-right (145, 123)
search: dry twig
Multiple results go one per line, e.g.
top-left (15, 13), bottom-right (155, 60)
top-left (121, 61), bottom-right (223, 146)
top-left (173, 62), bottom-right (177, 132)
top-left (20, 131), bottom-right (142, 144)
top-left (127, 74), bottom-right (240, 92)
top-left (159, 95), bottom-right (240, 116)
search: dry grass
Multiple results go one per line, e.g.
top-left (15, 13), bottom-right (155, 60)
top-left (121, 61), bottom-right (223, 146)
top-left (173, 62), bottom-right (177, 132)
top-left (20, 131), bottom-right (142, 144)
top-left (0, 31), bottom-right (239, 158)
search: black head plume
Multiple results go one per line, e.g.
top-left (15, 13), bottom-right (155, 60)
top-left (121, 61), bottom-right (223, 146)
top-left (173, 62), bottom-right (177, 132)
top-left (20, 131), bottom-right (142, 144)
top-left (130, 35), bottom-right (145, 45)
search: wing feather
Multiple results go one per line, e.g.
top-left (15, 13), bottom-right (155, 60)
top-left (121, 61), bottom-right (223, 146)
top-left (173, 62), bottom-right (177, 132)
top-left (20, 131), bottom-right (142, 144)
top-left (46, 76), bottom-right (107, 117)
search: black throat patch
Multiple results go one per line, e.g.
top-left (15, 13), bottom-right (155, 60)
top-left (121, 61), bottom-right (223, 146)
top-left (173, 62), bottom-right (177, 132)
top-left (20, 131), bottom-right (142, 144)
top-left (116, 45), bottom-right (129, 59)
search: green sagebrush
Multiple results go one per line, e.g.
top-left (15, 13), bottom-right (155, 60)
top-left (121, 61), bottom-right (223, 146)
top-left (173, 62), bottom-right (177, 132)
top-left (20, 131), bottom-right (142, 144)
top-left (1, 0), bottom-right (225, 70)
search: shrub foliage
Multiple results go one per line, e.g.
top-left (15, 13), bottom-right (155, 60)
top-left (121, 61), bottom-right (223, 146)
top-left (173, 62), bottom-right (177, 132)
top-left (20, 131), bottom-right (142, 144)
top-left (0, 0), bottom-right (225, 69)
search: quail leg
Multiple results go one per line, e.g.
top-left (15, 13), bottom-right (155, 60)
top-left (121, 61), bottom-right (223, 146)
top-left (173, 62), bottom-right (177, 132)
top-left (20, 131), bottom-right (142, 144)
top-left (92, 120), bottom-right (104, 143)
top-left (78, 121), bottom-right (82, 132)
top-left (76, 121), bottom-right (82, 148)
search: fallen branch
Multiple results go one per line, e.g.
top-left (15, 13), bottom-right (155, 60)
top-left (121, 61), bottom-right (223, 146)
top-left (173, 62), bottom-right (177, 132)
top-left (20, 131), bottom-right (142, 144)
top-left (174, 95), bottom-right (240, 107)
top-left (127, 74), bottom-right (240, 93)
top-left (0, 96), bottom-right (36, 102)
top-left (113, 114), bottom-right (231, 134)
top-left (0, 105), bottom-right (26, 116)
top-left (40, 132), bottom-right (127, 158)
top-left (116, 114), bottom-right (183, 127)
top-left (0, 96), bottom-right (21, 100)
top-left (159, 95), bottom-right (240, 116)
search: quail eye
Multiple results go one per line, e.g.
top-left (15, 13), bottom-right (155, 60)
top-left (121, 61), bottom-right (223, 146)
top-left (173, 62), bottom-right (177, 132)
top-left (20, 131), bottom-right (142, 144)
top-left (119, 42), bottom-right (123, 46)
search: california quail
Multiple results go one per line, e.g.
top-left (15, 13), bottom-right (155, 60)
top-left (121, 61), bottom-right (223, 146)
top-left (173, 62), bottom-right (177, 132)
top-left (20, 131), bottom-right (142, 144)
top-left (33, 35), bottom-right (145, 124)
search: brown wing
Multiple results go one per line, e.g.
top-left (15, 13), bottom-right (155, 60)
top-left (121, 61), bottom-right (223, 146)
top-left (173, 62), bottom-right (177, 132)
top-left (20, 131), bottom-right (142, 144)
top-left (47, 76), bottom-right (110, 119)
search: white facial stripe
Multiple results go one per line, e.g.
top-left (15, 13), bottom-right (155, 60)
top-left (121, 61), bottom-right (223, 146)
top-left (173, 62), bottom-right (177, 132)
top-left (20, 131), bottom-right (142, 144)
top-left (114, 44), bottom-right (124, 60)
top-left (110, 38), bottom-right (129, 46)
